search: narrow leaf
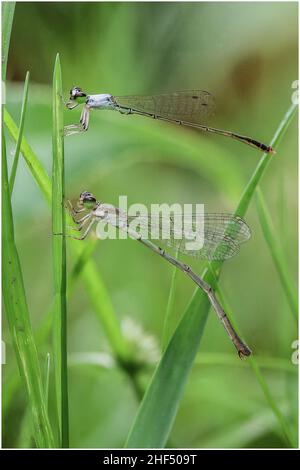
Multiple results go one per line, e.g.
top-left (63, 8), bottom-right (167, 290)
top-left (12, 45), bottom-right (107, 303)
top-left (9, 71), bottom-right (30, 192)
top-left (1, 1), bottom-right (15, 80)
top-left (52, 53), bottom-right (69, 447)
top-left (256, 187), bottom-right (297, 320)
top-left (125, 102), bottom-right (297, 448)
top-left (2, 130), bottom-right (54, 448)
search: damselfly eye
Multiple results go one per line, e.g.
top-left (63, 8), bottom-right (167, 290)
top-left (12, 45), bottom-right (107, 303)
top-left (70, 87), bottom-right (79, 99)
top-left (80, 191), bottom-right (96, 209)
top-left (70, 87), bottom-right (86, 101)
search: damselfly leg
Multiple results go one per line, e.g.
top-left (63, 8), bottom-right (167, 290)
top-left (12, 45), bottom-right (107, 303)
top-left (63, 192), bottom-right (252, 358)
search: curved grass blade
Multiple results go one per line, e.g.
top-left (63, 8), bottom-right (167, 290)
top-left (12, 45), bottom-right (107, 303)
top-left (126, 284), bottom-right (209, 448)
top-left (4, 109), bottom-right (52, 201)
top-left (162, 248), bottom-right (180, 351)
top-left (206, 272), bottom-right (297, 447)
top-left (125, 102), bottom-right (297, 448)
top-left (256, 187), bottom-right (297, 321)
top-left (2, 131), bottom-right (55, 448)
top-left (9, 71), bottom-right (30, 192)
top-left (52, 54), bottom-right (69, 447)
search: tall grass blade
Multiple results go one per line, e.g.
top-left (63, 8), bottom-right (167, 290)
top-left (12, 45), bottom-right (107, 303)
top-left (248, 356), bottom-right (297, 447)
top-left (52, 53), bottom-right (69, 447)
top-left (235, 103), bottom-right (298, 217)
top-left (126, 287), bottom-right (209, 448)
top-left (162, 249), bottom-right (179, 350)
top-left (3, 242), bottom-right (98, 423)
top-left (4, 109), bottom-right (52, 201)
top-left (4, 109), bottom-right (129, 362)
top-left (1, 1), bottom-right (15, 80)
top-left (9, 71), bottom-right (30, 192)
top-left (125, 102), bottom-right (297, 448)
top-left (206, 275), bottom-right (297, 447)
top-left (256, 187), bottom-right (297, 320)
top-left (2, 131), bottom-right (54, 448)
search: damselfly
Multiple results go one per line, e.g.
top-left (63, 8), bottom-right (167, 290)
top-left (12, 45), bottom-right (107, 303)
top-left (64, 87), bottom-right (274, 154)
top-left (64, 191), bottom-right (252, 358)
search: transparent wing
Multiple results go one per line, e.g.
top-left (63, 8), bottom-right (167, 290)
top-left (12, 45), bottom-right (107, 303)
top-left (158, 232), bottom-right (241, 260)
top-left (114, 90), bottom-right (215, 124)
top-left (126, 213), bottom-right (251, 241)
top-left (120, 212), bottom-right (251, 261)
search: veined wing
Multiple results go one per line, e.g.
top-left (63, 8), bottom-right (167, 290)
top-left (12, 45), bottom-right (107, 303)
top-left (125, 213), bottom-right (251, 261)
top-left (98, 206), bottom-right (250, 261)
top-left (114, 90), bottom-right (215, 124)
top-left (125, 213), bottom-right (251, 242)
top-left (157, 232), bottom-right (241, 261)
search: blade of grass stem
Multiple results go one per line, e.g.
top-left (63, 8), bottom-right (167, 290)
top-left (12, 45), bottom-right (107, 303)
top-left (125, 102), bottom-right (297, 448)
top-left (256, 187), bottom-right (297, 321)
top-left (2, 130), bottom-right (54, 448)
top-left (126, 285), bottom-right (209, 448)
top-left (205, 270), bottom-right (297, 447)
top-left (9, 71), bottom-right (30, 192)
top-left (4, 109), bottom-right (51, 201)
top-left (52, 54), bottom-right (68, 447)
top-left (4, 108), bottom-right (128, 362)
top-left (3, 242), bottom-right (97, 427)
top-left (249, 357), bottom-right (297, 447)
top-left (234, 103), bottom-right (298, 217)
top-left (1, 1), bottom-right (15, 80)
top-left (162, 248), bottom-right (179, 350)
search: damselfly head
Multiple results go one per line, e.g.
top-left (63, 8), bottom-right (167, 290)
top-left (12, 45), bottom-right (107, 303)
top-left (70, 86), bottom-right (86, 99)
top-left (69, 86), bottom-right (87, 103)
top-left (79, 191), bottom-right (97, 210)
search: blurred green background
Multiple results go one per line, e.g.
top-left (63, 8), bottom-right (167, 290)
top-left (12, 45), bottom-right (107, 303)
top-left (3, 2), bottom-right (298, 448)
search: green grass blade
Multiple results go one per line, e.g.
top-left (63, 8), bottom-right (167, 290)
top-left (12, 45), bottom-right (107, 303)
top-left (162, 248), bottom-right (179, 351)
top-left (256, 187), bottom-right (297, 320)
top-left (235, 103), bottom-right (298, 217)
top-left (125, 102), bottom-right (297, 448)
top-left (1, 1), bottom-right (15, 80)
top-left (249, 357), bottom-right (297, 447)
top-left (126, 286), bottom-right (209, 448)
top-left (2, 130), bottom-right (55, 448)
top-left (52, 53), bottom-right (69, 447)
top-left (9, 71), bottom-right (30, 192)
top-left (206, 276), bottom-right (297, 447)
top-left (4, 108), bottom-right (128, 361)
top-left (3, 242), bottom-right (98, 423)
top-left (4, 109), bottom-right (51, 202)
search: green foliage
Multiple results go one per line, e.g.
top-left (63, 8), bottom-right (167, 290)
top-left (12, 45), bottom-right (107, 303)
top-left (9, 71), bottom-right (29, 192)
top-left (52, 54), bottom-right (69, 446)
top-left (2, 1), bottom-right (15, 80)
top-left (2, 131), bottom-right (54, 448)
top-left (256, 187), bottom-right (297, 320)
top-left (3, 2), bottom-right (298, 449)
top-left (126, 102), bottom-right (297, 448)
